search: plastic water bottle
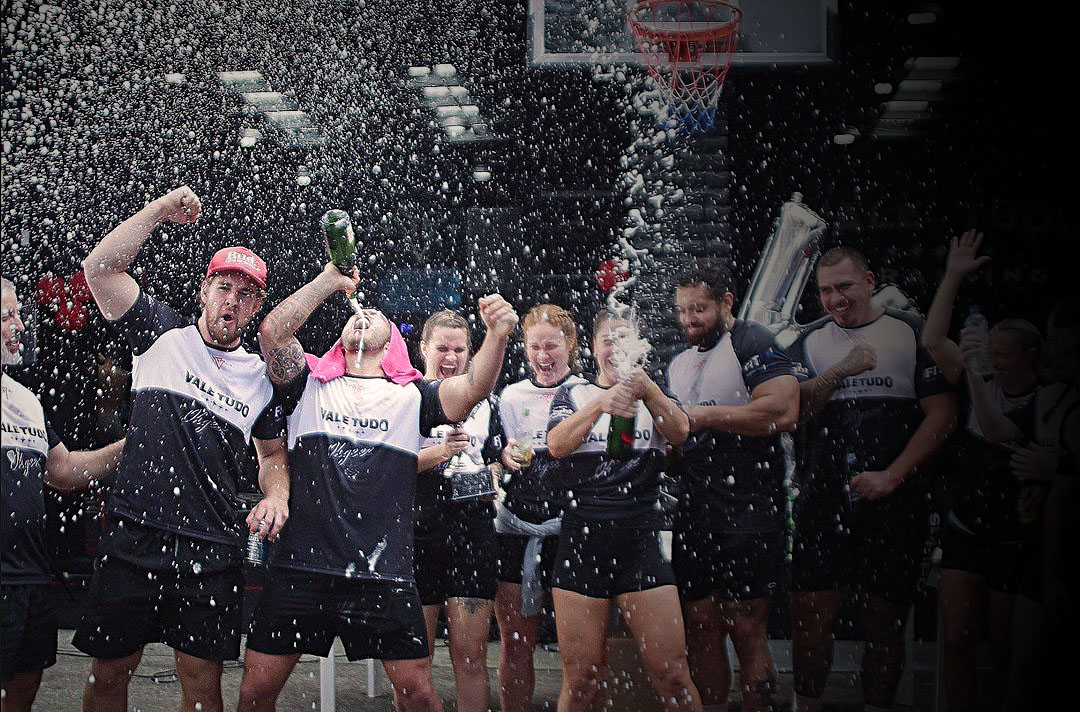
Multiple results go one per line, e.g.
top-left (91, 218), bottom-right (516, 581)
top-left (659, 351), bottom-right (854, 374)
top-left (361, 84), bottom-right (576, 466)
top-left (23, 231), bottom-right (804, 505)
top-left (963, 305), bottom-right (993, 377)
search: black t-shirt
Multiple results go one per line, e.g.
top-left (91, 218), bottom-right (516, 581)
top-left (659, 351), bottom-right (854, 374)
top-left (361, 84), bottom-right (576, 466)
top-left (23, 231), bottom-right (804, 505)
top-left (272, 366), bottom-right (449, 582)
top-left (786, 308), bottom-right (950, 501)
top-left (667, 320), bottom-right (798, 531)
top-left (415, 397), bottom-right (502, 529)
top-left (497, 373), bottom-right (587, 524)
top-left (105, 291), bottom-right (283, 547)
top-left (546, 378), bottom-right (673, 521)
top-left (2, 373), bottom-right (62, 585)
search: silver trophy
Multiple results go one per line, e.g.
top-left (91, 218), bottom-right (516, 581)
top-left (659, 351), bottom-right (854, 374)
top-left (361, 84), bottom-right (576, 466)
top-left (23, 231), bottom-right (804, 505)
top-left (447, 451), bottom-right (496, 503)
top-left (739, 192), bottom-right (827, 347)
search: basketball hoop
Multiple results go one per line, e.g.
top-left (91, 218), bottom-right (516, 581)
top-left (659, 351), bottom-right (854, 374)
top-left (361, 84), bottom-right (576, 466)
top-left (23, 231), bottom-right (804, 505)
top-left (628, 0), bottom-right (742, 134)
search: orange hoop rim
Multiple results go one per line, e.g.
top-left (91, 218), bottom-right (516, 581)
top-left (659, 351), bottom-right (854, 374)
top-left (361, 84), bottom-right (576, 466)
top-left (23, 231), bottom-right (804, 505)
top-left (628, 0), bottom-right (743, 43)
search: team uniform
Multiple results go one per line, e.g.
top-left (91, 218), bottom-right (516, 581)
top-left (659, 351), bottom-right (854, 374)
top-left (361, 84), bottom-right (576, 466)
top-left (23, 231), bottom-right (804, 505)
top-left (413, 398), bottom-right (502, 605)
top-left (1000, 380), bottom-right (1080, 603)
top-left (939, 376), bottom-right (1036, 594)
top-left (245, 367), bottom-right (451, 661)
top-left (72, 291), bottom-right (282, 661)
top-left (667, 320), bottom-right (798, 602)
top-left (546, 378), bottom-right (677, 598)
top-left (495, 374), bottom-right (586, 589)
top-left (786, 308), bottom-right (949, 605)
top-left (2, 373), bottom-right (62, 682)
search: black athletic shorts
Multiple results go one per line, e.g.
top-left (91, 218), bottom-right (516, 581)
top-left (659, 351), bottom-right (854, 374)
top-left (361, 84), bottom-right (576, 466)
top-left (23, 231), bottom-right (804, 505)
top-left (246, 568), bottom-right (428, 661)
top-left (72, 554), bottom-right (243, 661)
top-left (496, 532), bottom-right (560, 589)
top-left (1, 584), bottom-right (57, 682)
top-left (790, 489), bottom-right (933, 606)
top-left (939, 514), bottom-right (1029, 595)
top-left (672, 523), bottom-right (785, 602)
top-left (551, 514), bottom-right (675, 599)
top-left (414, 503), bottom-right (498, 605)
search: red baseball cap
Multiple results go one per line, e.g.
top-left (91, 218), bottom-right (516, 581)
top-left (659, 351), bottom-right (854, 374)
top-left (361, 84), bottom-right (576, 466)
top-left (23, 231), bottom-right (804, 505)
top-left (205, 247), bottom-right (267, 288)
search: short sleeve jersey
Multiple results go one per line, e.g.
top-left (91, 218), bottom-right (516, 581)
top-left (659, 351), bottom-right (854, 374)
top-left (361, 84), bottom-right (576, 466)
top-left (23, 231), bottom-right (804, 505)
top-left (497, 374), bottom-right (587, 524)
top-left (948, 376), bottom-right (1036, 541)
top-left (2, 373), bottom-right (62, 584)
top-left (106, 291), bottom-right (282, 545)
top-left (785, 308), bottom-right (949, 497)
top-left (546, 379), bottom-right (672, 520)
top-left (272, 368), bottom-right (449, 582)
top-left (666, 320), bottom-right (798, 528)
top-left (415, 397), bottom-right (502, 526)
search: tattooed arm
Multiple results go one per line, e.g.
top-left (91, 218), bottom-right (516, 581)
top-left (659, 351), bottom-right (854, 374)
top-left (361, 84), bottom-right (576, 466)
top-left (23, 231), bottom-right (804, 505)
top-left (258, 263), bottom-right (358, 385)
top-left (798, 341), bottom-right (877, 423)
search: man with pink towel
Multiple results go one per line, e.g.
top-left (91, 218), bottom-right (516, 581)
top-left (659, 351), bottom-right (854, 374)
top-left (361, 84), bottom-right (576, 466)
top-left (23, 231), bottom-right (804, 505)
top-left (238, 261), bottom-right (518, 712)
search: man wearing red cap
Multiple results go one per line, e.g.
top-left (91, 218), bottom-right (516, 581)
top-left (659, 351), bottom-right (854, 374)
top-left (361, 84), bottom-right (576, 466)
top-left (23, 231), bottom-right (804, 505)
top-left (74, 187), bottom-right (290, 712)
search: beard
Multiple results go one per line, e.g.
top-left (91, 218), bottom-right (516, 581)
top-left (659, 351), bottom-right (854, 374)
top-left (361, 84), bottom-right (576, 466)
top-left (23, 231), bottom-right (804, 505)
top-left (2, 345), bottom-right (23, 366)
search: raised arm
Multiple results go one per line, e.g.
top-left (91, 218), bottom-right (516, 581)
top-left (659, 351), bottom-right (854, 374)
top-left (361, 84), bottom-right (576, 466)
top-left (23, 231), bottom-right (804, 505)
top-left (688, 375), bottom-right (799, 436)
top-left (82, 187), bottom-right (202, 320)
top-left (258, 263), bottom-right (357, 385)
top-left (43, 438), bottom-right (125, 494)
top-left (923, 229), bottom-right (989, 384)
top-left (797, 342), bottom-right (876, 422)
top-left (438, 295), bottom-right (518, 422)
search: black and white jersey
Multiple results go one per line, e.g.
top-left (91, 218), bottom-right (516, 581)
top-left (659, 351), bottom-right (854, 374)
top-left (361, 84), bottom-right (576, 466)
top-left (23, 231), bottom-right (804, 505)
top-left (497, 374), bottom-right (587, 524)
top-left (786, 308), bottom-right (949, 496)
top-left (107, 292), bottom-right (282, 545)
top-left (546, 379), bottom-right (671, 520)
top-left (667, 320), bottom-right (798, 529)
top-left (949, 376), bottom-right (1035, 541)
top-left (416, 397), bottom-right (502, 526)
top-left (1007, 381), bottom-right (1080, 469)
top-left (2, 373), bottom-right (62, 585)
top-left (273, 368), bottom-right (449, 582)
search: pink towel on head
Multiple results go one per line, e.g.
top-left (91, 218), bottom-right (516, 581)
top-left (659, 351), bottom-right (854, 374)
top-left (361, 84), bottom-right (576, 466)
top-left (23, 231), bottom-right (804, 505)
top-left (304, 323), bottom-right (422, 385)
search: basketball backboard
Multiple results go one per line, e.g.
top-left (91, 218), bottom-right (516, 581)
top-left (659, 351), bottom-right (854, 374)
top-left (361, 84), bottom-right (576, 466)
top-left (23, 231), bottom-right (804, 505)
top-left (528, 0), bottom-right (839, 68)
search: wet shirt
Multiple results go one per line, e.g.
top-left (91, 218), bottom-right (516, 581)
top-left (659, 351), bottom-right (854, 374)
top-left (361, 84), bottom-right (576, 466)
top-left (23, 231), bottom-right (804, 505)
top-left (2, 373), bottom-right (62, 585)
top-left (546, 379), bottom-right (671, 520)
top-left (416, 397), bottom-right (502, 528)
top-left (273, 368), bottom-right (448, 582)
top-left (786, 308), bottom-right (949, 499)
top-left (497, 374), bottom-right (587, 524)
top-left (667, 320), bottom-right (797, 531)
top-left (106, 291), bottom-right (282, 546)
top-left (948, 376), bottom-right (1036, 542)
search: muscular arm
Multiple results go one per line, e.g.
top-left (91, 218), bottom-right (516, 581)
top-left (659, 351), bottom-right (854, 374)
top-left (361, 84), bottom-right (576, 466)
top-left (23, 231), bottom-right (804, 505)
top-left (258, 265), bottom-right (354, 385)
top-left (82, 187), bottom-right (201, 321)
top-left (689, 375), bottom-right (799, 436)
top-left (797, 342), bottom-right (876, 422)
top-left (43, 439), bottom-right (126, 494)
top-left (887, 391), bottom-right (958, 482)
top-left (641, 378), bottom-right (690, 445)
top-left (246, 436), bottom-right (290, 540)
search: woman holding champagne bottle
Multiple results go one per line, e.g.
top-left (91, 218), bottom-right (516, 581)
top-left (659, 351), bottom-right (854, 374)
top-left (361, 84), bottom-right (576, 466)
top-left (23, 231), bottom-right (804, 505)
top-left (493, 304), bottom-right (587, 712)
top-left (545, 307), bottom-right (699, 712)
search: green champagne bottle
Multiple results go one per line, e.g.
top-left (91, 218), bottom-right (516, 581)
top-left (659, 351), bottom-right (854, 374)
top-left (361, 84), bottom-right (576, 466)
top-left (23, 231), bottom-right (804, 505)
top-left (607, 412), bottom-right (636, 458)
top-left (319, 209), bottom-right (356, 273)
top-left (844, 447), bottom-right (861, 506)
top-left (319, 209), bottom-right (362, 314)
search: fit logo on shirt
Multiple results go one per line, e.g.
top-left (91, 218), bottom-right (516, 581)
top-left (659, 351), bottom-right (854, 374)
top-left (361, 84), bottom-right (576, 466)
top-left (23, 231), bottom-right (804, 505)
top-left (1, 422), bottom-right (47, 440)
top-left (5, 448), bottom-right (34, 477)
